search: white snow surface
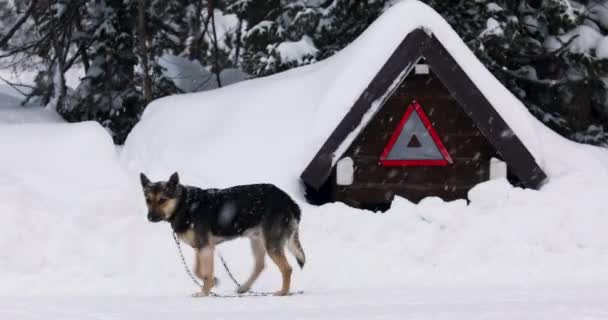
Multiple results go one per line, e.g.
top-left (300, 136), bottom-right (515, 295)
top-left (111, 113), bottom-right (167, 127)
top-left (544, 24), bottom-right (608, 59)
top-left (596, 36), bottom-right (608, 59)
top-left (590, 2), bottom-right (608, 30)
top-left (276, 35), bottom-right (319, 63)
top-left (159, 54), bottom-right (248, 93)
top-left (480, 18), bottom-right (504, 37)
top-left (2, 287), bottom-right (608, 320)
top-left (0, 1), bottom-right (607, 317)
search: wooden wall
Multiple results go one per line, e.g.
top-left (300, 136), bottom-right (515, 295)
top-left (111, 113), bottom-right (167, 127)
top-left (335, 68), bottom-right (497, 208)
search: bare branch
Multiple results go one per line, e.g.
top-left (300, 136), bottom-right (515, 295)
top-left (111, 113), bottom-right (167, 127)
top-left (499, 67), bottom-right (568, 87)
top-left (0, 0), bottom-right (38, 48)
top-left (0, 75), bottom-right (34, 96)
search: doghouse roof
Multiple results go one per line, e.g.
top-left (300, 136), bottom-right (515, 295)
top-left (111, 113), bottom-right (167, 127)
top-left (300, 28), bottom-right (547, 191)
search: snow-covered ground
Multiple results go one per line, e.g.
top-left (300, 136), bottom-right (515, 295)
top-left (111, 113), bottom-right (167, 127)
top-left (1, 1), bottom-right (607, 318)
top-left (2, 287), bottom-right (608, 320)
top-left (0, 85), bottom-right (64, 124)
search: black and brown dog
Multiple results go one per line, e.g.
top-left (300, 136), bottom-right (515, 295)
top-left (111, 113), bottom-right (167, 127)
top-left (140, 172), bottom-right (305, 297)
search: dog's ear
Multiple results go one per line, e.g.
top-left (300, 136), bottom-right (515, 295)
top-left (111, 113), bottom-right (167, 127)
top-left (140, 173), bottom-right (151, 189)
top-left (167, 172), bottom-right (180, 192)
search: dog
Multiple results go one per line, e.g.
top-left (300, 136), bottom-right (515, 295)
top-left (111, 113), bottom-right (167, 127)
top-left (140, 172), bottom-right (305, 297)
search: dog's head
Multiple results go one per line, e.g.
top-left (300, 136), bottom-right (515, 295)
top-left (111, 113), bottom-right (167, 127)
top-left (140, 172), bottom-right (182, 223)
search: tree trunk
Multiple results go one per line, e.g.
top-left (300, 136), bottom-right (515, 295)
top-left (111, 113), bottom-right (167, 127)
top-left (137, 0), bottom-right (151, 104)
top-left (189, 0), bottom-right (203, 60)
top-left (234, 18), bottom-right (242, 67)
top-left (47, 11), bottom-right (67, 112)
top-left (208, 0), bottom-right (222, 88)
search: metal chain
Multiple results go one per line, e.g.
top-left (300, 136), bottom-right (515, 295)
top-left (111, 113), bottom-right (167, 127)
top-left (218, 253), bottom-right (242, 288)
top-left (172, 232), bottom-right (204, 288)
top-left (217, 253), bottom-right (278, 297)
top-left (171, 232), bottom-right (304, 298)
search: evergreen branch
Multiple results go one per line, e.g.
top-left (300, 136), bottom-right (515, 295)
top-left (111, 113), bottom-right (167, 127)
top-left (498, 67), bottom-right (568, 87)
top-left (504, 34), bottom-right (579, 65)
top-left (551, 34), bottom-right (580, 55)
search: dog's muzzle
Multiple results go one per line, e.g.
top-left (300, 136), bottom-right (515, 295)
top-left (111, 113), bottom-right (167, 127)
top-left (147, 212), bottom-right (163, 222)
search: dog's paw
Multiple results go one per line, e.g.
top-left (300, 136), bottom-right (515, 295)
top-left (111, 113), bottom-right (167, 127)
top-left (191, 291), bottom-right (209, 298)
top-left (273, 290), bottom-right (289, 297)
top-left (236, 285), bottom-right (250, 294)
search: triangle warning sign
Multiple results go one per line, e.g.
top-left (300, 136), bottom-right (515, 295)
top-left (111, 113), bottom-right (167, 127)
top-left (380, 101), bottom-right (453, 166)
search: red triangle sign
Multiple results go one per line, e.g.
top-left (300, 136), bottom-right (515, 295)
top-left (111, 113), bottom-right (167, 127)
top-left (379, 101), bottom-right (453, 166)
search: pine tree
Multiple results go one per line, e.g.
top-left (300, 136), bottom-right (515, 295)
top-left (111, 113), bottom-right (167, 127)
top-left (136, 0), bottom-right (183, 102)
top-left (70, 0), bottom-right (143, 144)
top-left (426, 0), bottom-right (608, 145)
top-left (239, 0), bottom-right (386, 76)
top-left (315, 0), bottom-right (386, 58)
top-left (241, 17), bottom-right (285, 76)
top-left (240, 0), bottom-right (319, 76)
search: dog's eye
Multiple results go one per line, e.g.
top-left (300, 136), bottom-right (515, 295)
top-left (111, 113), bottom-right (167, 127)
top-left (158, 198), bottom-right (167, 205)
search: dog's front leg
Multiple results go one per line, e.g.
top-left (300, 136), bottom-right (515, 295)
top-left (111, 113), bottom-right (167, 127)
top-left (192, 245), bottom-right (215, 297)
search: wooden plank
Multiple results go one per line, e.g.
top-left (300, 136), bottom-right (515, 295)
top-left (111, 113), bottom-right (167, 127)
top-left (337, 182), bottom-right (480, 206)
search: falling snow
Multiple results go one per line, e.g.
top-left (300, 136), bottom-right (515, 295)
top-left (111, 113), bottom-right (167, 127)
top-left (1, 1), bottom-right (608, 318)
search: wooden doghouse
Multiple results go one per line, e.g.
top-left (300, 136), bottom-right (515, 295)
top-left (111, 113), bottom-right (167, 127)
top-left (301, 29), bottom-right (546, 210)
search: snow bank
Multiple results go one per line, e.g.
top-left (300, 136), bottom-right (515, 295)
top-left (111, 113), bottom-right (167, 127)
top-left (0, 122), bottom-right (141, 294)
top-left (1, 1), bottom-right (608, 296)
top-left (0, 122), bottom-right (125, 198)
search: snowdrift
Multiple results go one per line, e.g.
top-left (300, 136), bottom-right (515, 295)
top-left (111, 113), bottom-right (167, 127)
top-left (1, 1), bottom-right (608, 295)
top-left (0, 85), bottom-right (64, 124)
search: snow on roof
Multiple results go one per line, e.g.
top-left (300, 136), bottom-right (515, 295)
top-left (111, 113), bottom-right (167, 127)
top-left (123, 0), bottom-right (608, 195)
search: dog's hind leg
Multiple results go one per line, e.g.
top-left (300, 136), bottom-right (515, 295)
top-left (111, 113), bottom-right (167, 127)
top-left (267, 246), bottom-right (292, 296)
top-left (287, 227), bottom-right (306, 268)
top-left (237, 237), bottom-right (266, 294)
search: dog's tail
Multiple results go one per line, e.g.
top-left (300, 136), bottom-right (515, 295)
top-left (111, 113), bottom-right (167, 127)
top-left (287, 227), bottom-right (306, 268)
